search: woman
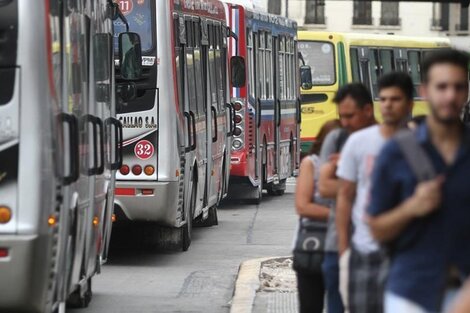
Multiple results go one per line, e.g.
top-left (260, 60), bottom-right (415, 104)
top-left (294, 119), bottom-right (341, 313)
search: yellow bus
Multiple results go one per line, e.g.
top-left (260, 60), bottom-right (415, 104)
top-left (297, 31), bottom-right (450, 153)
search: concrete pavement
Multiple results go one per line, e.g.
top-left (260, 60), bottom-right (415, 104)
top-left (70, 190), bottom-right (298, 313)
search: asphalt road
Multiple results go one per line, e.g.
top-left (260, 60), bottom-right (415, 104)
top-left (70, 189), bottom-right (297, 313)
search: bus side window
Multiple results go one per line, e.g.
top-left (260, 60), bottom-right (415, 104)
top-left (208, 23), bottom-right (218, 109)
top-left (266, 33), bottom-right (273, 100)
top-left (185, 19), bottom-right (198, 116)
top-left (214, 23), bottom-right (224, 111)
top-left (279, 36), bottom-right (285, 100)
top-left (369, 49), bottom-right (379, 97)
top-left (174, 16), bottom-right (184, 114)
top-left (408, 50), bottom-right (421, 98)
top-left (258, 31), bottom-right (266, 100)
top-left (380, 49), bottom-right (394, 74)
top-left (350, 48), bottom-right (361, 83)
top-left (247, 28), bottom-right (255, 99)
top-left (194, 19), bottom-right (205, 116)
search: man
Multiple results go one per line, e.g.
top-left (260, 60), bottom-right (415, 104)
top-left (335, 72), bottom-right (414, 313)
top-left (319, 83), bottom-right (376, 313)
top-left (368, 49), bottom-right (470, 313)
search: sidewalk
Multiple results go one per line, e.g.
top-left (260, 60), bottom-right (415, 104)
top-left (230, 257), bottom-right (299, 313)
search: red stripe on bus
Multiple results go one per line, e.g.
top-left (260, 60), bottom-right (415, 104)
top-left (115, 188), bottom-right (136, 196)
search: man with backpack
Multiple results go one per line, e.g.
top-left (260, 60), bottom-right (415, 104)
top-left (368, 49), bottom-right (470, 313)
top-left (335, 72), bottom-right (415, 313)
top-left (318, 83), bottom-right (376, 313)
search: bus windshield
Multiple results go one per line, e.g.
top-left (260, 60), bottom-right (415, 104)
top-left (298, 41), bottom-right (335, 86)
top-left (113, 0), bottom-right (154, 54)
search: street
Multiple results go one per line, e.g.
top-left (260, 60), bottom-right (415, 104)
top-left (70, 189), bottom-right (297, 313)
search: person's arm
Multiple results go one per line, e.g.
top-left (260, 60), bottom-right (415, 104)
top-left (318, 130), bottom-right (341, 199)
top-left (367, 176), bottom-right (444, 243)
top-left (295, 157), bottom-right (330, 221)
top-left (335, 137), bottom-right (358, 255)
top-left (367, 141), bottom-right (444, 243)
top-left (336, 179), bottom-right (356, 255)
top-left (318, 160), bottom-right (340, 199)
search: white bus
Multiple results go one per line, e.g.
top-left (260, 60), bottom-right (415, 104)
top-left (0, 0), bottom-right (141, 311)
top-left (113, 0), bottom-right (236, 251)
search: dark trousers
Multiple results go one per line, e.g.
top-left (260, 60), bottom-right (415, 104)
top-left (296, 270), bottom-right (324, 313)
top-left (322, 252), bottom-right (344, 313)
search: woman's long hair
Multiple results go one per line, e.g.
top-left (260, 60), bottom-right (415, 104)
top-left (309, 119), bottom-right (341, 155)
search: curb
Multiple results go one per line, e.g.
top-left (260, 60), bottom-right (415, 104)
top-left (230, 256), bottom-right (290, 313)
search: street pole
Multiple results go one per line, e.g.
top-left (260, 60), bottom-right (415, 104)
top-left (285, 0), bottom-right (289, 17)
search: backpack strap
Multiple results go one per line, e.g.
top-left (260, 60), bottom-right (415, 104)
top-left (335, 129), bottom-right (349, 153)
top-left (394, 130), bottom-right (436, 182)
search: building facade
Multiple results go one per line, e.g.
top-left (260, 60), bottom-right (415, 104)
top-left (261, 0), bottom-right (470, 50)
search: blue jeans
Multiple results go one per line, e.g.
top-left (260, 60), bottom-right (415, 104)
top-left (322, 252), bottom-right (344, 313)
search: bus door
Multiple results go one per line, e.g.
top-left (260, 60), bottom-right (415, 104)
top-left (273, 35), bottom-right (281, 180)
top-left (62, 2), bottom-right (94, 293)
top-left (253, 29), bottom-right (261, 183)
top-left (206, 21), bottom-right (220, 208)
top-left (186, 16), bottom-right (206, 217)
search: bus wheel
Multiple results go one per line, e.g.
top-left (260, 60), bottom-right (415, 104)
top-left (197, 206), bottom-right (218, 227)
top-left (182, 181), bottom-right (195, 251)
top-left (267, 179), bottom-right (286, 196)
top-left (67, 278), bottom-right (92, 308)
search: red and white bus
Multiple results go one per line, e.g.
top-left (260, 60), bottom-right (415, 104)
top-left (113, 0), bottom-right (235, 250)
top-left (225, 4), bottom-right (301, 203)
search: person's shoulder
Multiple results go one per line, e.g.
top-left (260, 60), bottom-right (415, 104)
top-left (324, 128), bottom-right (342, 141)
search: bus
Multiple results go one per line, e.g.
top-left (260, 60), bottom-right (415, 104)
top-left (0, 1), bottom-right (140, 311)
top-left (113, 0), bottom-right (234, 251)
top-left (226, 4), bottom-right (301, 203)
top-left (298, 31), bottom-right (450, 153)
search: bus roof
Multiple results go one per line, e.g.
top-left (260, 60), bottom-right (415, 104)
top-left (298, 31), bottom-right (451, 48)
top-left (243, 7), bottom-right (297, 35)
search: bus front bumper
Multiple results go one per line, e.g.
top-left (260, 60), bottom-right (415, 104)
top-left (0, 235), bottom-right (47, 313)
top-left (114, 180), bottom-right (180, 227)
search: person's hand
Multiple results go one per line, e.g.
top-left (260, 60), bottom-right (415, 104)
top-left (407, 176), bottom-right (445, 218)
top-left (329, 153), bottom-right (340, 167)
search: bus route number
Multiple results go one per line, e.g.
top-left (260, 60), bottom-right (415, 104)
top-left (116, 0), bottom-right (133, 15)
top-left (134, 140), bottom-right (154, 160)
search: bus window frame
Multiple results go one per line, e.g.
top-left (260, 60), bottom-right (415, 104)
top-left (297, 40), bottom-right (337, 87)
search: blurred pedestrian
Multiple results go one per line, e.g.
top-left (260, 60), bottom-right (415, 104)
top-left (335, 72), bottom-right (414, 313)
top-left (294, 119), bottom-right (341, 313)
top-left (368, 49), bottom-right (470, 313)
top-left (318, 83), bottom-right (376, 313)
top-left (448, 279), bottom-right (470, 313)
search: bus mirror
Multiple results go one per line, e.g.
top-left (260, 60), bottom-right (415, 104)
top-left (231, 56), bottom-right (246, 88)
top-left (300, 65), bottom-right (313, 90)
top-left (119, 32), bottom-right (143, 80)
top-left (117, 82), bottom-right (137, 103)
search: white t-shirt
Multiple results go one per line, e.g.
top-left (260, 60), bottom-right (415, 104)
top-left (336, 125), bottom-right (386, 253)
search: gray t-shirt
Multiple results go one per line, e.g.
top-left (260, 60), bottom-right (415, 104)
top-left (320, 129), bottom-right (348, 252)
top-left (337, 125), bottom-right (386, 253)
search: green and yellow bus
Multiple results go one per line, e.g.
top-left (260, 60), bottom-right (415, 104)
top-left (297, 31), bottom-right (450, 153)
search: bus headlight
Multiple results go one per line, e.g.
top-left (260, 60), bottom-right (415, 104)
top-left (232, 139), bottom-right (243, 150)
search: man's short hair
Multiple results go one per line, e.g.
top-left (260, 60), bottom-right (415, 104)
top-left (421, 49), bottom-right (469, 83)
top-left (333, 83), bottom-right (373, 108)
top-left (378, 72), bottom-right (414, 100)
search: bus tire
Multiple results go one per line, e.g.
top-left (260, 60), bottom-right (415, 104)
top-left (182, 180), bottom-right (195, 251)
top-left (66, 278), bottom-right (92, 308)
